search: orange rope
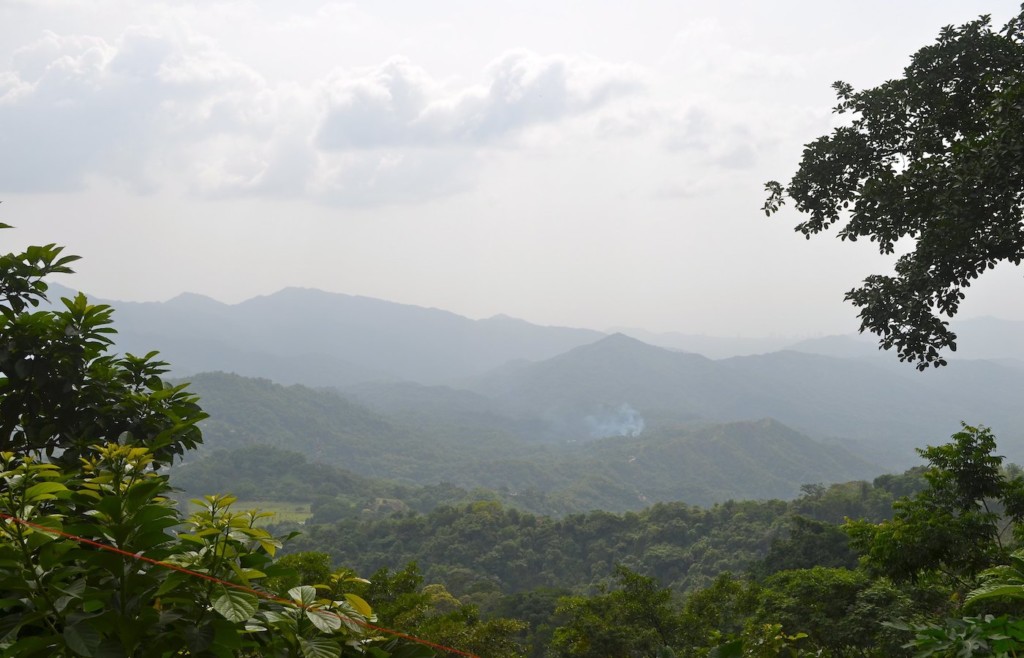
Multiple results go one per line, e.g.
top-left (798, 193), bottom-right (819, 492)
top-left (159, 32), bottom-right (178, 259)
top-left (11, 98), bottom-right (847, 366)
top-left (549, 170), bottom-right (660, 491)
top-left (0, 511), bottom-right (480, 658)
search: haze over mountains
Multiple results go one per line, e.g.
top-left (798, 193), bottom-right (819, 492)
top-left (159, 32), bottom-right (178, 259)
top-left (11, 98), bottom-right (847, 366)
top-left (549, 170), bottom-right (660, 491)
top-left (50, 284), bottom-right (602, 385)
top-left (50, 282), bottom-right (1024, 374)
top-left (49, 283), bottom-right (1024, 494)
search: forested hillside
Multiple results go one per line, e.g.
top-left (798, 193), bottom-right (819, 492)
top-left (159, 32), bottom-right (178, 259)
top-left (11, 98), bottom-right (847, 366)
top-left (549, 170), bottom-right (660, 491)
top-left (466, 333), bottom-right (1024, 467)
top-left (179, 372), bottom-right (877, 512)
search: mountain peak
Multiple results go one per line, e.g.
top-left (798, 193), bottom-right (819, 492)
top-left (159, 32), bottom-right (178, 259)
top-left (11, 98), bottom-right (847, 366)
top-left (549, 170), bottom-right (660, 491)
top-left (603, 332), bottom-right (648, 344)
top-left (167, 292), bottom-right (225, 308)
top-left (580, 332), bottom-right (676, 355)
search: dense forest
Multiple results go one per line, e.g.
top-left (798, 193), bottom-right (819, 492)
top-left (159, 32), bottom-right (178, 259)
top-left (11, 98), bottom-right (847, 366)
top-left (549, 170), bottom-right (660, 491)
top-left (252, 425), bottom-right (1020, 658)
top-left (168, 424), bottom-right (1024, 658)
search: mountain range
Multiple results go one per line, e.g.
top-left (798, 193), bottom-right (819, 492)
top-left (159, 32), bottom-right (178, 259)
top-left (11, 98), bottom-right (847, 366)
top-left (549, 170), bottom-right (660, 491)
top-left (49, 284), bottom-right (602, 385)
top-left (48, 283), bottom-right (1024, 474)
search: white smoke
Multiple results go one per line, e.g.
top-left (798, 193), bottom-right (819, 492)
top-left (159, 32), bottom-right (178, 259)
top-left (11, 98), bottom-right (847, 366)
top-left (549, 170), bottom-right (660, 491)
top-left (586, 403), bottom-right (645, 438)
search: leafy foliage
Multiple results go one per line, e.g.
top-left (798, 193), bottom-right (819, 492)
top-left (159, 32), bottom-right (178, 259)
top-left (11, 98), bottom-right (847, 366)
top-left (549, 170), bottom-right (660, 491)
top-left (0, 228), bottom-right (443, 657)
top-left (550, 566), bottom-right (681, 658)
top-left (755, 568), bottom-right (908, 656)
top-left (846, 424), bottom-right (1024, 585)
top-left (353, 563), bottom-right (526, 658)
top-left (898, 615), bottom-right (1024, 658)
top-left (0, 446), bottom-right (381, 656)
top-left (290, 470), bottom-right (913, 604)
top-left (966, 549), bottom-right (1024, 610)
top-left (292, 498), bottom-right (793, 597)
top-left (754, 515), bottom-right (858, 576)
top-left (0, 234), bottom-right (206, 467)
top-left (765, 10), bottom-right (1024, 368)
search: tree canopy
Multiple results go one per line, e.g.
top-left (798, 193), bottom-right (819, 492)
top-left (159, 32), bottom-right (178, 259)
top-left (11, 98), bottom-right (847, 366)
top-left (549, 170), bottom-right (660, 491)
top-left (764, 9), bottom-right (1024, 369)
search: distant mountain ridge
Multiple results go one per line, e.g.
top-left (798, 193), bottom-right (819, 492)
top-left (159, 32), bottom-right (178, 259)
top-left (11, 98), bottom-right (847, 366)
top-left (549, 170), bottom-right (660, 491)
top-left (47, 283), bottom-right (605, 385)
top-left (48, 283), bottom-right (1024, 369)
top-left (619, 317), bottom-right (1024, 363)
top-left (782, 316), bottom-right (1024, 363)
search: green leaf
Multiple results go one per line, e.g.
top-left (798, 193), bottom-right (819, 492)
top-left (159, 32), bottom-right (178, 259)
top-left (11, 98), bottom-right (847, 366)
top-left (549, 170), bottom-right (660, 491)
top-left (305, 607), bottom-right (342, 634)
top-left (24, 481), bottom-right (68, 502)
top-left (299, 637), bottom-right (342, 658)
top-left (258, 539), bottom-right (280, 557)
top-left (259, 610), bottom-right (292, 625)
top-left (965, 584), bottom-right (1024, 608)
top-left (289, 586), bottom-right (317, 606)
top-left (343, 593), bottom-right (373, 618)
top-left (64, 623), bottom-right (101, 657)
top-left (4, 636), bottom-right (58, 655)
top-left (212, 587), bottom-right (259, 623)
top-left (153, 571), bottom-right (191, 598)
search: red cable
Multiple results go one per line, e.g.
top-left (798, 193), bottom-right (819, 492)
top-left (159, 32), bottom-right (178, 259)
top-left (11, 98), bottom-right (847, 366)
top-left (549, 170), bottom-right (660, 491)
top-left (0, 511), bottom-right (480, 658)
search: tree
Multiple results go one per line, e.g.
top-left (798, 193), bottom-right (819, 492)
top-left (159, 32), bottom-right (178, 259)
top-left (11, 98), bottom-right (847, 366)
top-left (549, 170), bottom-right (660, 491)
top-left (845, 424), bottom-right (1024, 587)
top-left (550, 566), bottom-right (680, 658)
top-left (754, 516), bottom-right (858, 576)
top-left (356, 564), bottom-right (526, 658)
top-left (764, 9), bottom-right (1024, 369)
top-left (0, 226), bottom-right (206, 466)
top-left (754, 567), bottom-right (897, 657)
top-left (0, 227), bottom-right (427, 657)
top-left (678, 573), bottom-right (761, 655)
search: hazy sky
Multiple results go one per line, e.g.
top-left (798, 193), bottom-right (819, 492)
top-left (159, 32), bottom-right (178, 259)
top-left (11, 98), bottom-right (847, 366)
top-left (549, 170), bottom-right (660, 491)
top-left (2, 1), bottom-right (1022, 337)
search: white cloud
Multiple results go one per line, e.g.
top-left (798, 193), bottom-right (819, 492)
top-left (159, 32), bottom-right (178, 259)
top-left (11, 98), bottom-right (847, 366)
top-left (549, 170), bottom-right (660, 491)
top-left (315, 51), bottom-right (645, 149)
top-left (0, 26), bottom-right (645, 205)
top-left (0, 27), bottom-right (265, 192)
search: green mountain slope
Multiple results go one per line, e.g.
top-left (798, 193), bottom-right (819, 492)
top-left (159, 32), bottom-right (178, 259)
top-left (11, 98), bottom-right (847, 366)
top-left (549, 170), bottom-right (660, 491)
top-left (468, 333), bottom-right (1024, 467)
top-left (181, 372), bottom-right (877, 512)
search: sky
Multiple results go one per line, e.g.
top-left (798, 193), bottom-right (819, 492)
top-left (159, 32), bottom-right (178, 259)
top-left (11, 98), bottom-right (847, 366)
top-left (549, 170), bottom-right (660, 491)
top-left (2, 0), bottom-right (1022, 338)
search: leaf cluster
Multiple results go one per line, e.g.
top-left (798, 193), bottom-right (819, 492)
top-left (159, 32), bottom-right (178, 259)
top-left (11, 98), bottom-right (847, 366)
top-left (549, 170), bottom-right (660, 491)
top-left (0, 229), bottom-right (206, 467)
top-left (765, 10), bottom-right (1024, 369)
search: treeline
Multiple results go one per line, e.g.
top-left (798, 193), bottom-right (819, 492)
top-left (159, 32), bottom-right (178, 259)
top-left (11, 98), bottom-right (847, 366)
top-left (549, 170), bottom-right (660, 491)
top-left (280, 426), bottom-right (1024, 657)
top-left (287, 471), bottom-right (919, 599)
